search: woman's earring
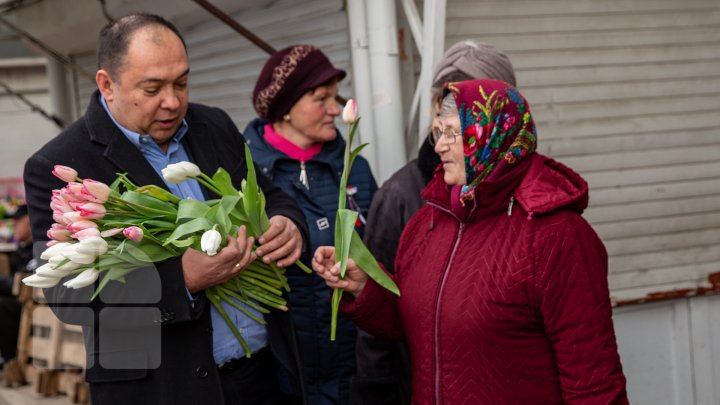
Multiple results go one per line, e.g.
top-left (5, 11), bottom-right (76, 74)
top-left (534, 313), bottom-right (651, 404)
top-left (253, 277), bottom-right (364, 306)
top-left (283, 114), bottom-right (291, 122)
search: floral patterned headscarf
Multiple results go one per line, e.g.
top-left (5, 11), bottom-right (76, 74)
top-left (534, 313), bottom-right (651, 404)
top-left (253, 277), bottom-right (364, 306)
top-left (445, 79), bottom-right (537, 202)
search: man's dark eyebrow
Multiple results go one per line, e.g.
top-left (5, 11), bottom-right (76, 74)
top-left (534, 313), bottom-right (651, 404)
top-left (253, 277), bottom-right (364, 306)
top-left (138, 69), bottom-right (190, 86)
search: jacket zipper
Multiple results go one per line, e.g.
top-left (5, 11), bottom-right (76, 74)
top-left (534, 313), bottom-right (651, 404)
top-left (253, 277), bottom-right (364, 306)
top-left (298, 161), bottom-right (309, 189)
top-left (427, 202), bottom-right (464, 405)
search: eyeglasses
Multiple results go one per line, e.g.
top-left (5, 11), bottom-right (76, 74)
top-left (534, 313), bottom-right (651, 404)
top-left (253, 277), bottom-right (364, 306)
top-left (430, 126), bottom-right (461, 145)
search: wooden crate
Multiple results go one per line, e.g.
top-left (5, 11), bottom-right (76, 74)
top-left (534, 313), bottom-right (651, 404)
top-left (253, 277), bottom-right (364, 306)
top-left (31, 306), bottom-right (86, 370)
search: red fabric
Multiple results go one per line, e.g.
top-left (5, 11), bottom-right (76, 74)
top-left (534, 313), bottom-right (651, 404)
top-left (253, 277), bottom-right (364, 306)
top-left (342, 153), bottom-right (628, 405)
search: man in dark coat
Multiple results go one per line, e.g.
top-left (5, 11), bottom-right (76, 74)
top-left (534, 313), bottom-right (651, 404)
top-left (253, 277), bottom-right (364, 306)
top-left (23, 13), bottom-right (308, 405)
top-left (0, 205), bottom-right (32, 364)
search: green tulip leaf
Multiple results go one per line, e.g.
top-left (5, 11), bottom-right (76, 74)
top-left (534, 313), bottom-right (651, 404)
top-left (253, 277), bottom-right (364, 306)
top-left (350, 231), bottom-right (399, 295)
top-left (176, 198), bottom-right (211, 224)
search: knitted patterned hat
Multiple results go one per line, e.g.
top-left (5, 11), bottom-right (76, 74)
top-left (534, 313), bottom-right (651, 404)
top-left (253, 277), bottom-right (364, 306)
top-left (252, 44), bottom-right (346, 121)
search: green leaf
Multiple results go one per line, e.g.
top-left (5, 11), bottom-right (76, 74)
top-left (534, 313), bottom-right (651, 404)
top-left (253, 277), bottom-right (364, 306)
top-left (176, 198), bottom-right (211, 224)
top-left (122, 239), bottom-right (177, 263)
top-left (348, 143), bottom-right (369, 172)
top-left (110, 172), bottom-right (137, 192)
top-left (168, 236), bottom-right (196, 248)
top-left (163, 217), bottom-right (212, 246)
top-left (350, 231), bottom-right (399, 295)
top-left (206, 289), bottom-right (252, 357)
top-left (242, 145), bottom-right (265, 236)
top-left (121, 190), bottom-right (177, 220)
top-left (334, 209), bottom-right (358, 278)
top-left (204, 204), bottom-right (229, 237)
top-left (211, 168), bottom-right (239, 196)
top-left (141, 220), bottom-right (176, 229)
top-left (135, 185), bottom-right (181, 204)
top-left (91, 266), bottom-right (135, 300)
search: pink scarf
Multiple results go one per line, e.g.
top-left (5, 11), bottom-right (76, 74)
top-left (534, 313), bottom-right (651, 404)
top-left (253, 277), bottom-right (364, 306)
top-left (263, 123), bottom-right (322, 161)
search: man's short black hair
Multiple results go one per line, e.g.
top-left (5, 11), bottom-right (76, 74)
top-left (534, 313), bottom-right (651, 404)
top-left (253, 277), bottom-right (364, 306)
top-left (97, 13), bottom-right (187, 79)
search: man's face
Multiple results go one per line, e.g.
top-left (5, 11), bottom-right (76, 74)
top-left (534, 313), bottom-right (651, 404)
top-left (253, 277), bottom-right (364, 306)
top-left (98, 27), bottom-right (189, 150)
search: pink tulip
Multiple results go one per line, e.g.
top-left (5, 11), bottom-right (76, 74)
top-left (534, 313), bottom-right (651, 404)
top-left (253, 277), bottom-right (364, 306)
top-left (123, 226), bottom-right (144, 243)
top-left (53, 211), bottom-right (69, 225)
top-left (66, 182), bottom-right (85, 198)
top-left (52, 165), bottom-right (78, 183)
top-left (100, 228), bottom-right (124, 238)
top-left (342, 99), bottom-right (358, 124)
top-left (77, 202), bottom-right (106, 219)
top-left (81, 179), bottom-right (111, 203)
top-left (72, 227), bottom-right (101, 240)
top-left (67, 220), bottom-right (98, 233)
top-left (51, 195), bottom-right (74, 213)
top-left (62, 211), bottom-right (83, 224)
top-left (47, 227), bottom-right (72, 242)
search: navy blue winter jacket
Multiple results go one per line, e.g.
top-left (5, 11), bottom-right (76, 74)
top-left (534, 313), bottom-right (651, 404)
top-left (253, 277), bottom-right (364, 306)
top-left (244, 118), bottom-right (378, 405)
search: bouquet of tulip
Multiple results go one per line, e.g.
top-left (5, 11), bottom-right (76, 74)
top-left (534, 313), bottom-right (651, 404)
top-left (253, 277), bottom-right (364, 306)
top-left (328, 100), bottom-right (400, 340)
top-left (23, 146), bottom-right (311, 356)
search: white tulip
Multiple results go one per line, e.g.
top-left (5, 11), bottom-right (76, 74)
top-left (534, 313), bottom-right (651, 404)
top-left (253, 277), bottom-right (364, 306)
top-left (201, 229), bottom-right (222, 256)
top-left (35, 262), bottom-right (75, 278)
top-left (75, 236), bottom-right (109, 256)
top-left (63, 268), bottom-right (100, 289)
top-left (61, 244), bottom-right (97, 265)
top-left (48, 255), bottom-right (83, 272)
top-left (40, 242), bottom-right (73, 260)
top-left (22, 273), bottom-right (62, 288)
top-left (162, 161), bottom-right (201, 184)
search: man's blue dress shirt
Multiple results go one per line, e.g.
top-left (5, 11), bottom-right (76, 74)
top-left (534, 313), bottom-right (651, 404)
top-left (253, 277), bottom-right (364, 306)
top-left (100, 96), bottom-right (267, 363)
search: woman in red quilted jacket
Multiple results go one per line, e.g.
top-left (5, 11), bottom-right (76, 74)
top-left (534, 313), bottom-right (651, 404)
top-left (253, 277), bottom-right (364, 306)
top-left (313, 79), bottom-right (628, 405)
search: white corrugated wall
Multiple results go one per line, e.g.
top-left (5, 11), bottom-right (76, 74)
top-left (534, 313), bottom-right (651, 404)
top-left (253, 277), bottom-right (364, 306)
top-left (445, 0), bottom-right (720, 302)
top-left (69, 0), bottom-right (352, 133)
top-left (181, 0), bottom-right (352, 131)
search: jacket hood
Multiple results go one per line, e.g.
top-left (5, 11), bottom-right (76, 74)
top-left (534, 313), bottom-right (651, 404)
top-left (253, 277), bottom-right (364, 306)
top-left (243, 117), bottom-right (347, 174)
top-left (422, 153), bottom-right (588, 221)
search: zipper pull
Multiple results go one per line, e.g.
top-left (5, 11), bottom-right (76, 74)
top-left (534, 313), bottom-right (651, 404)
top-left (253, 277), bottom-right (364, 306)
top-left (299, 161), bottom-right (309, 189)
top-left (507, 196), bottom-right (514, 216)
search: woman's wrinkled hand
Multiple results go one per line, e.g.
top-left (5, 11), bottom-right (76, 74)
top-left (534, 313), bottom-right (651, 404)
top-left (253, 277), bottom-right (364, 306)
top-left (312, 246), bottom-right (368, 298)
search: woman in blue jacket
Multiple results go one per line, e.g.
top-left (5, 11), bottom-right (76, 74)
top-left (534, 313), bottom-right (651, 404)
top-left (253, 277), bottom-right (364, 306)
top-left (245, 44), bottom-right (378, 405)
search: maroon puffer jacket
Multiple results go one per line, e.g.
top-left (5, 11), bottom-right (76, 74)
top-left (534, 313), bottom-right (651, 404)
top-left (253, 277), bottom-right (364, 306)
top-left (341, 153), bottom-right (628, 405)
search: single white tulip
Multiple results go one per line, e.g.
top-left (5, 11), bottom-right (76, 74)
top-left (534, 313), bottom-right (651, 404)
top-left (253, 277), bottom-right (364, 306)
top-left (40, 242), bottom-right (73, 260)
top-left (48, 255), bottom-right (83, 272)
top-left (35, 262), bottom-right (75, 278)
top-left (162, 161), bottom-right (201, 184)
top-left (22, 273), bottom-right (62, 288)
top-left (63, 268), bottom-right (100, 289)
top-left (60, 243), bottom-right (97, 265)
top-left (75, 236), bottom-right (109, 256)
top-left (201, 229), bottom-right (222, 256)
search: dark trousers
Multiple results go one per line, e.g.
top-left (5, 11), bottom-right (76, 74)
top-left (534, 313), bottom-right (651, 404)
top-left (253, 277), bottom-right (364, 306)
top-left (0, 295), bottom-right (21, 361)
top-left (219, 346), bottom-right (301, 405)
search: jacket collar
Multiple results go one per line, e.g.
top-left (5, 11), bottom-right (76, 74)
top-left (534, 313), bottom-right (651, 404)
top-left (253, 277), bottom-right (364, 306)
top-left (243, 117), bottom-right (346, 175)
top-left (85, 90), bottom-right (211, 192)
top-left (422, 153), bottom-right (588, 222)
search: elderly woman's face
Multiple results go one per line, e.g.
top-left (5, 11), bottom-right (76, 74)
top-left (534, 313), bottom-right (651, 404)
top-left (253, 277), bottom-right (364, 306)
top-left (282, 82), bottom-right (341, 148)
top-left (433, 113), bottom-right (466, 186)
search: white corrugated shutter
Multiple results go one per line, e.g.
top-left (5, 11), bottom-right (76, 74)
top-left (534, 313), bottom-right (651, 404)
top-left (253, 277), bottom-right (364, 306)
top-left (69, 0), bottom-right (351, 132)
top-left (180, 0), bottom-right (351, 131)
top-left (445, 0), bottom-right (720, 302)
